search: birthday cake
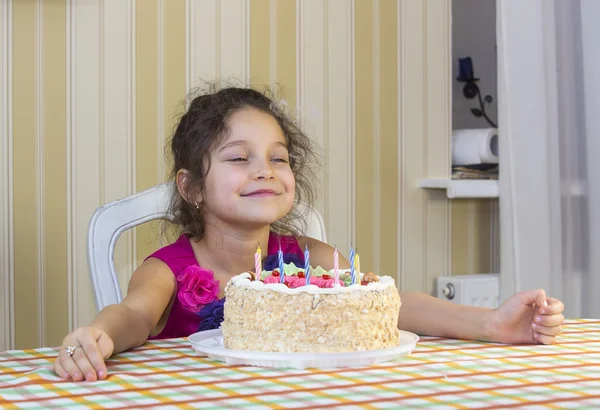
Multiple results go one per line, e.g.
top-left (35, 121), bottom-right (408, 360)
top-left (221, 264), bottom-right (401, 353)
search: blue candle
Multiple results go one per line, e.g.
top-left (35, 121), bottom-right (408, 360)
top-left (349, 245), bottom-right (356, 285)
top-left (278, 245), bottom-right (285, 283)
top-left (458, 57), bottom-right (474, 81)
top-left (304, 244), bottom-right (311, 286)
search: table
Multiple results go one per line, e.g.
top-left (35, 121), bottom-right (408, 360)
top-left (1, 319), bottom-right (599, 409)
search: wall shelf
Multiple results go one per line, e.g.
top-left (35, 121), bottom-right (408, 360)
top-left (419, 178), bottom-right (499, 199)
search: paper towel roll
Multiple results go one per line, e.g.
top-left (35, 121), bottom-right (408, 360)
top-left (452, 128), bottom-right (499, 166)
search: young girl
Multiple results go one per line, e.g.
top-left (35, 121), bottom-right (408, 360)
top-left (53, 86), bottom-right (565, 383)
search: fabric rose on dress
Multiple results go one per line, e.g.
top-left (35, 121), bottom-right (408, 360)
top-left (197, 298), bottom-right (226, 331)
top-left (176, 266), bottom-right (219, 313)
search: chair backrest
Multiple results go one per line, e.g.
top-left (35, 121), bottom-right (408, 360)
top-left (86, 182), bottom-right (327, 312)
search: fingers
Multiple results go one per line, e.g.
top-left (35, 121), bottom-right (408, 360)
top-left (58, 346), bottom-right (85, 381)
top-left (539, 297), bottom-right (564, 315)
top-left (94, 332), bottom-right (115, 379)
top-left (532, 322), bottom-right (562, 337)
top-left (532, 307), bottom-right (563, 345)
top-left (54, 327), bottom-right (113, 382)
top-left (533, 288), bottom-right (547, 308)
top-left (533, 331), bottom-right (558, 345)
top-left (53, 359), bottom-right (69, 380)
top-left (535, 312), bottom-right (564, 327)
top-left (519, 288), bottom-right (548, 308)
top-left (78, 334), bottom-right (112, 380)
top-left (72, 340), bottom-right (100, 382)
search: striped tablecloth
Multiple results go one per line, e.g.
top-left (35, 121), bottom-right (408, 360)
top-left (1, 319), bottom-right (599, 409)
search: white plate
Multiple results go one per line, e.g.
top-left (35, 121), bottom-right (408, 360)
top-left (188, 329), bottom-right (419, 369)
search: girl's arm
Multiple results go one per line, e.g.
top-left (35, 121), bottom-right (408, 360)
top-left (396, 292), bottom-right (493, 341)
top-left (297, 236), bottom-right (494, 341)
top-left (90, 258), bottom-right (177, 354)
top-left (54, 258), bottom-right (176, 382)
top-left (296, 237), bottom-right (563, 344)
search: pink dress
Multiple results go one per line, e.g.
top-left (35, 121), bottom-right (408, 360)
top-left (146, 232), bottom-right (303, 339)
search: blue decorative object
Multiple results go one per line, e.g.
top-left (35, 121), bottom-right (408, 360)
top-left (263, 253), bottom-right (304, 271)
top-left (457, 57), bottom-right (476, 81)
top-left (197, 298), bottom-right (225, 331)
top-left (456, 56), bottom-right (497, 128)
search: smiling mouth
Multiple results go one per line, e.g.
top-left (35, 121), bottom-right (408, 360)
top-left (242, 190), bottom-right (280, 197)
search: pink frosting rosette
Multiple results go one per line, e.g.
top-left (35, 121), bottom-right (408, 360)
top-left (263, 274), bottom-right (344, 288)
top-left (286, 276), bottom-right (306, 288)
top-left (263, 275), bottom-right (280, 285)
top-left (311, 277), bottom-right (345, 288)
top-left (176, 266), bottom-right (220, 313)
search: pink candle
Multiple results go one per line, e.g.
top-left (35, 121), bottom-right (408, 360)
top-left (254, 245), bottom-right (261, 281)
top-left (333, 246), bottom-right (339, 285)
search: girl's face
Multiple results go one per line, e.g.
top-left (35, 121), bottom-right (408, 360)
top-left (200, 108), bottom-right (296, 229)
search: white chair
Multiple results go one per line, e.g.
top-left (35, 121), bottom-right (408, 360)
top-left (86, 182), bottom-right (327, 312)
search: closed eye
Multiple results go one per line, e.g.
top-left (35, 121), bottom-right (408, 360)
top-left (228, 157), bottom-right (248, 162)
top-left (271, 158), bottom-right (288, 163)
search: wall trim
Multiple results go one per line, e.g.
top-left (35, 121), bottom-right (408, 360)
top-left (490, 199), bottom-right (500, 272)
top-left (128, 0), bottom-right (136, 279)
top-left (1, 0), bottom-right (14, 351)
top-left (35, 0), bottom-right (45, 347)
top-left (103, 0), bottom-right (135, 288)
top-left (71, 0), bottom-right (102, 328)
top-left (442, 0), bottom-right (453, 280)
top-left (218, 0), bottom-right (249, 82)
top-left (188, 0), bottom-right (217, 87)
top-left (397, 0), bottom-right (405, 289)
top-left (66, 0), bottom-right (74, 331)
top-left (216, 0), bottom-right (221, 78)
top-left (99, 1), bottom-right (105, 205)
top-left (322, 1), bottom-right (329, 236)
top-left (269, 0), bottom-right (276, 88)
top-left (326, 0), bottom-right (354, 250)
top-left (467, 200), bottom-right (477, 273)
top-left (157, 0), bottom-right (165, 182)
top-left (349, 0), bottom-right (356, 246)
top-left (295, 0), bottom-right (302, 126)
top-left (372, 0), bottom-right (381, 274)
top-left (185, 0), bottom-right (192, 92)
top-left (244, 0), bottom-right (250, 83)
top-left (297, 0), bottom-right (327, 226)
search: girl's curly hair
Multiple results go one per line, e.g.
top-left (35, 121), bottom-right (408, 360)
top-left (166, 82), bottom-right (320, 240)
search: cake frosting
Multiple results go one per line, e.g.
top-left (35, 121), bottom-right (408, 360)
top-left (221, 264), bottom-right (401, 353)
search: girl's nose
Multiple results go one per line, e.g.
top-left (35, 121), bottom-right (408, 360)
top-left (254, 161), bottom-right (275, 180)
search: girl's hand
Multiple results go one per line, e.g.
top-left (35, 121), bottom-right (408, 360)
top-left (489, 289), bottom-right (565, 345)
top-left (53, 327), bottom-right (114, 382)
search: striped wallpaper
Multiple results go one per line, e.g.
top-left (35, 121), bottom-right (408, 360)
top-left (0, 0), bottom-right (496, 350)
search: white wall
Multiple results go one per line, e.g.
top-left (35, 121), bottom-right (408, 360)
top-left (452, 0), bottom-right (497, 129)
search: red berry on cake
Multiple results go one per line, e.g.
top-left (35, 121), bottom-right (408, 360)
top-left (322, 274), bottom-right (331, 280)
top-left (297, 271), bottom-right (305, 278)
top-left (272, 270), bottom-right (280, 276)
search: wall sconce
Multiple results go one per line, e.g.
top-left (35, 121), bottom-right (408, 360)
top-left (456, 57), bottom-right (497, 128)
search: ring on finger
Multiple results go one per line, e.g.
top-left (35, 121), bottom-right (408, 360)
top-left (65, 345), bottom-right (80, 357)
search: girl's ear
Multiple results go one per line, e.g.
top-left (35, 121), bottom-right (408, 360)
top-left (176, 169), bottom-right (202, 206)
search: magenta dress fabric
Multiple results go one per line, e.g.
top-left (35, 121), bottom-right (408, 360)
top-left (146, 232), bottom-right (303, 340)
